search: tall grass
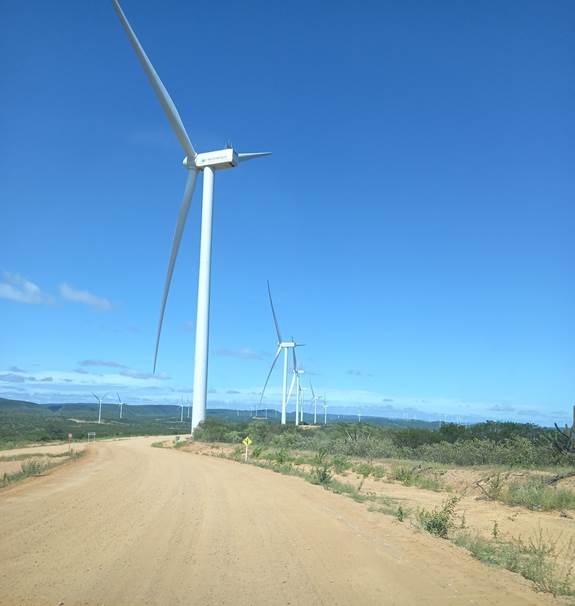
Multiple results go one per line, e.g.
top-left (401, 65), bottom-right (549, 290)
top-left (454, 531), bottom-right (575, 597)
top-left (502, 477), bottom-right (575, 511)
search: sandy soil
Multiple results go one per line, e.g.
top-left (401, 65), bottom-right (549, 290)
top-left (191, 443), bottom-right (575, 550)
top-left (0, 436), bottom-right (564, 605)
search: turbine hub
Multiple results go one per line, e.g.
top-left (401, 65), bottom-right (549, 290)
top-left (182, 156), bottom-right (195, 170)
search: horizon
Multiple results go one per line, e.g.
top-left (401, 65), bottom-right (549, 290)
top-left (1, 394), bottom-right (569, 429)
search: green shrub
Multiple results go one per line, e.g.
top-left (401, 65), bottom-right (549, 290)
top-left (331, 455), bottom-right (351, 474)
top-left (417, 496), bottom-right (459, 538)
top-left (390, 464), bottom-right (414, 483)
top-left (310, 449), bottom-right (333, 486)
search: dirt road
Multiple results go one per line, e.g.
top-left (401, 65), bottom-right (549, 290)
top-left (0, 437), bottom-right (557, 605)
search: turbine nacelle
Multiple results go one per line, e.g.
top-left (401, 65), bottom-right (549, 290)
top-left (280, 341), bottom-right (296, 348)
top-left (194, 148), bottom-right (239, 170)
top-left (183, 149), bottom-right (271, 171)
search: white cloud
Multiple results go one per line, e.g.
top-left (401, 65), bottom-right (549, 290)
top-left (119, 369), bottom-right (170, 380)
top-left (59, 283), bottom-right (112, 311)
top-left (79, 359), bottom-right (127, 369)
top-left (0, 272), bottom-right (53, 305)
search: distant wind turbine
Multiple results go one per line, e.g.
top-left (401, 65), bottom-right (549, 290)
top-left (286, 346), bottom-right (305, 426)
top-left (116, 393), bottom-right (124, 420)
top-left (323, 396), bottom-right (328, 425)
top-left (260, 283), bottom-right (303, 424)
top-left (310, 382), bottom-right (320, 425)
top-left (92, 393), bottom-right (103, 424)
top-left (112, 0), bottom-right (271, 434)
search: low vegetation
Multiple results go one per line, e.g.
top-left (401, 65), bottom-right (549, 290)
top-left (193, 417), bottom-right (575, 468)
top-left (0, 397), bottom-right (207, 448)
top-left (416, 496), bottom-right (460, 538)
top-left (0, 449), bottom-right (85, 489)
top-left (454, 531), bottom-right (575, 598)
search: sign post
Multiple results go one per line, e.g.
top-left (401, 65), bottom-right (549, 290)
top-left (242, 436), bottom-right (252, 462)
top-left (67, 432), bottom-right (73, 452)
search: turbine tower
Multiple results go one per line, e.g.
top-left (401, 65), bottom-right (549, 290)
top-left (323, 396), bottom-right (328, 425)
top-left (116, 393), bottom-right (124, 420)
top-left (260, 283), bottom-right (303, 424)
top-left (112, 0), bottom-right (270, 434)
top-left (286, 348), bottom-right (304, 426)
top-left (92, 393), bottom-right (103, 424)
top-left (310, 382), bottom-right (320, 425)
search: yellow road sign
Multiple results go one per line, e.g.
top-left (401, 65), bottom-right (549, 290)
top-left (242, 437), bottom-right (252, 446)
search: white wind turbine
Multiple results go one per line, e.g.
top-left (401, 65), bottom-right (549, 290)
top-left (92, 393), bottom-right (104, 424)
top-left (112, 0), bottom-right (270, 434)
top-left (299, 385), bottom-right (306, 424)
top-left (116, 393), bottom-right (125, 420)
top-left (323, 395), bottom-right (328, 425)
top-left (310, 382), bottom-right (320, 425)
top-left (286, 348), bottom-right (304, 426)
top-left (260, 283), bottom-right (303, 425)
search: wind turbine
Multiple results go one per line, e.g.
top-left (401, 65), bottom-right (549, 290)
top-left (286, 347), bottom-right (304, 426)
top-left (92, 393), bottom-right (103, 424)
top-left (116, 393), bottom-right (124, 420)
top-left (260, 283), bottom-right (303, 424)
top-left (299, 385), bottom-right (306, 424)
top-left (310, 382), bottom-right (320, 425)
top-left (112, 0), bottom-right (270, 434)
top-left (323, 396), bottom-right (328, 425)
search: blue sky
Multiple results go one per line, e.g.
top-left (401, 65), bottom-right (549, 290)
top-left (1, 0), bottom-right (574, 425)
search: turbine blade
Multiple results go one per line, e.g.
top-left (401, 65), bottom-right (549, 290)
top-left (153, 169), bottom-right (198, 372)
top-left (112, 0), bottom-right (196, 160)
top-left (292, 343), bottom-right (297, 371)
top-left (238, 152), bottom-right (271, 163)
top-left (310, 381), bottom-right (315, 399)
top-left (267, 281), bottom-right (282, 343)
top-left (92, 393), bottom-right (99, 402)
top-left (286, 372), bottom-right (296, 405)
top-left (259, 345), bottom-right (282, 404)
top-left (117, 392), bottom-right (121, 404)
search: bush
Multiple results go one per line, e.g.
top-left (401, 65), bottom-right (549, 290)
top-left (331, 455), bottom-right (351, 474)
top-left (310, 449), bottom-right (333, 486)
top-left (417, 496), bottom-right (459, 538)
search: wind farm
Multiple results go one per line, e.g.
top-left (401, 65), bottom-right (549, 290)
top-left (1, 1), bottom-right (574, 605)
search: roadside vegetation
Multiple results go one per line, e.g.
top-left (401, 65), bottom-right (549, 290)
top-left (0, 449), bottom-right (85, 489)
top-left (194, 417), bottom-right (575, 468)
